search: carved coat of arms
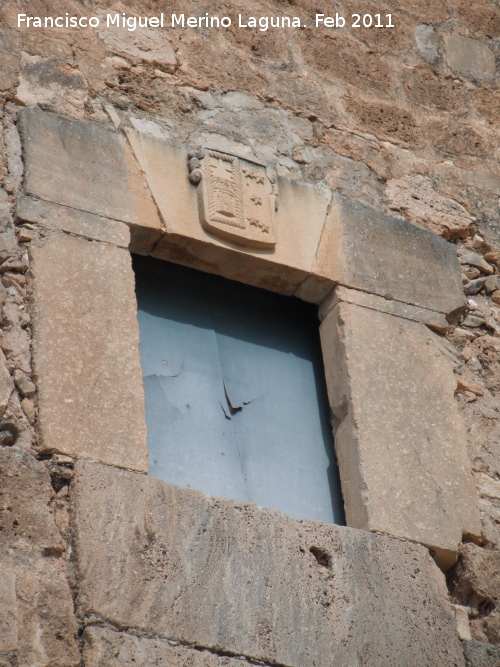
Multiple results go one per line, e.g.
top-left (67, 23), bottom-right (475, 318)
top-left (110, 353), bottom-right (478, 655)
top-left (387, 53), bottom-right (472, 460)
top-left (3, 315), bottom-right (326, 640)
top-left (188, 148), bottom-right (277, 249)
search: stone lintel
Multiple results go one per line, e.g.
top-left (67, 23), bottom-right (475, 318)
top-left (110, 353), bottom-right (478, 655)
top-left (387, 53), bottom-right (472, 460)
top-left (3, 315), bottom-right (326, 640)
top-left (319, 284), bottom-right (450, 333)
top-left (17, 110), bottom-right (467, 318)
top-left (72, 459), bottom-right (466, 667)
top-left (126, 129), bottom-right (332, 301)
top-left (320, 301), bottom-right (481, 569)
top-left (314, 194), bottom-right (466, 321)
top-left (16, 195), bottom-right (131, 248)
top-left (18, 108), bottom-right (163, 254)
top-left (30, 233), bottom-right (147, 472)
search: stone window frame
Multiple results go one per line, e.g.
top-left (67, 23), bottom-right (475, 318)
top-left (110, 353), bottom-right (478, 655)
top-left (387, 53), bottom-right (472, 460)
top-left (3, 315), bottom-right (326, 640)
top-left (18, 108), bottom-right (480, 570)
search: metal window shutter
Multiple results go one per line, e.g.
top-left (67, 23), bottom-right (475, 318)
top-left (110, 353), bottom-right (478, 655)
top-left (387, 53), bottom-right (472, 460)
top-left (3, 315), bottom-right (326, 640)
top-left (134, 256), bottom-right (344, 525)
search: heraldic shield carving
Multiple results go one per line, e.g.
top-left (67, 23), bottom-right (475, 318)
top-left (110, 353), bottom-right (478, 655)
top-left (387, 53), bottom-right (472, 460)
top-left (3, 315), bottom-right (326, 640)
top-left (188, 148), bottom-right (277, 249)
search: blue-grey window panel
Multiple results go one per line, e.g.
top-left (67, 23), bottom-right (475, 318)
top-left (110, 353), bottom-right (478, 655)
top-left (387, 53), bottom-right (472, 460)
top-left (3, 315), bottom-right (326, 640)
top-left (134, 256), bottom-right (345, 525)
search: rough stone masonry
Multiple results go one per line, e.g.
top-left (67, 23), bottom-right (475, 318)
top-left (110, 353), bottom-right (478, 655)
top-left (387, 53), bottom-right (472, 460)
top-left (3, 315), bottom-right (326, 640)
top-left (0, 1), bottom-right (500, 666)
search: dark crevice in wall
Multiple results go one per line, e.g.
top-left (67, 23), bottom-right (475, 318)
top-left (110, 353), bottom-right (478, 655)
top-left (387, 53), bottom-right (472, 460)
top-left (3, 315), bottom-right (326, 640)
top-left (81, 618), bottom-right (293, 667)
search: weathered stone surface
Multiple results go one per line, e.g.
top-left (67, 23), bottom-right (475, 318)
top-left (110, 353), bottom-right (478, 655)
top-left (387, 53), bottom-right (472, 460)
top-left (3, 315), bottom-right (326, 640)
top-left (15, 53), bottom-right (88, 119)
top-left (30, 233), bottom-right (147, 471)
top-left (72, 459), bottom-right (466, 667)
top-left (0, 447), bottom-right (80, 666)
top-left (463, 641), bottom-right (500, 667)
top-left (0, 447), bottom-right (63, 555)
top-left (425, 119), bottom-right (489, 159)
top-left (0, 348), bottom-right (14, 416)
top-left (320, 302), bottom-right (481, 568)
top-left (18, 109), bottom-right (163, 252)
top-left (445, 34), bottom-right (496, 83)
top-left (403, 67), bottom-right (467, 113)
top-left (97, 11), bottom-right (177, 71)
top-left (344, 96), bottom-right (418, 147)
top-left (319, 284), bottom-right (450, 333)
top-left (314, 195), bottom-right (465, 320)
top-left (0, 323), bottom-right (30, 374)
top-left (83, 626), bottom-right (252, 667)
top-left (16, 195), bottom-right (130, 248)
top-left (0, 567), bottom-right (17, 654)
top-left (386, 175), bottom-right (474, 239)
top-left (126, 130), bottom-right (332, 300)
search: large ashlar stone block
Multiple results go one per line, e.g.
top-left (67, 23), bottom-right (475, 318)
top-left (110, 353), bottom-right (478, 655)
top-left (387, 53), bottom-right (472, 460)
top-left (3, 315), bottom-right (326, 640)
top-left (125, 129), bottom-right (332, 300)
top-left (0, 448), bottom-right (80, 666)
top-left (30, 233), bottom-right (147, 471)
top-left (83, 626), bottom-right (255, 667)
top-left (320, 302), bottom-right (481, 569)
top-left (314, 195), bottom-right (465, 321)
top-left (18, 109), bottom-right (163, 253)
top-left (72, 459), bottom-right (466, 667)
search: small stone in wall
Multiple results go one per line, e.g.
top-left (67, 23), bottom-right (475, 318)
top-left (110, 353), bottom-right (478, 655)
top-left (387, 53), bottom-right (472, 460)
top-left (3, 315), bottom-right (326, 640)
top-left (16, 228), bottom-right (34, 243)
top-left (21, 398), bottom-right (35, 425)
top-left (465, 267), bottom-right (482, 280)
top-left (451, 604), bottom-right (473, 641)
top-left (0, 350), bottom-right (14, 416)
top-left (472, 234), bottom-right (493, 254)
top-left (484, 252), bottom-right (500, 270)
top-left (13, 370), bottom-right (35, 398)
top-left (457, 377), bottom-right (485, 397)
top-left (459, 251), bottom-right (495, 275)
top-left (414, 25), bottom-right (440, 64)
top-left (484, 276), bottom-right (500, 294)
top-left (478, 473), bottom-right (500, 501)
top-left (462, 315), bottom-right (487, 328)
top-left (52, 454), bottom-right (74, 465)
top-left (452, 327), bottom-right (477, 341)
top-left (465, 278), bottom-right (487, 295)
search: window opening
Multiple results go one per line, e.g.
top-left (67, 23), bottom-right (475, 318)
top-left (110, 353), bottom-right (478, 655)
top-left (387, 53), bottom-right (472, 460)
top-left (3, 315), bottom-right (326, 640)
top-left (134, 256), bottom-right (344, 525)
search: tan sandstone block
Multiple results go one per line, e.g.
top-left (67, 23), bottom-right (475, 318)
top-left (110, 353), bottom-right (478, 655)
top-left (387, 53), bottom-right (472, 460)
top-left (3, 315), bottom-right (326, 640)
top-left (18, 109), bottom-right (163, 253)
top-left (319, 284), bottom-right (450, 332)
top-left (320, 302), bottom-right (481, 569)
top-left (72, 459), bottom-right (466, 667)
top-left (16, 195), bottom-right (130, 248)
top-left (126, 130), bottom-right (330, 300)
top-left (314, 194), bottom-right (465, 321)
top-left (30, 233), bottom-right (147, 471)
top-left (83, 626), bottom-right (255, 667)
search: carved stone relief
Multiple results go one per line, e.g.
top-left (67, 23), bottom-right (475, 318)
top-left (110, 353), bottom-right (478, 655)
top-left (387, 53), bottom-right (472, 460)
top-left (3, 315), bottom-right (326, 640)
top-left (188, 148), bottom-right (277, 249)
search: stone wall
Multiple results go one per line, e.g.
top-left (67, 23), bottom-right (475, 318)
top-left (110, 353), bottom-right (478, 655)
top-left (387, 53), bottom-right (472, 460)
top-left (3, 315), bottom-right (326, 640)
top-left (0, 1), bottom-right (500, 665)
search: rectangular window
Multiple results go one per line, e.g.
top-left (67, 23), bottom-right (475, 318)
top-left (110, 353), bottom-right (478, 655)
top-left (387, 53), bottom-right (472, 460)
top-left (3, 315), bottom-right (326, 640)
top-left (134, 256), bottom-right (344, 524)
